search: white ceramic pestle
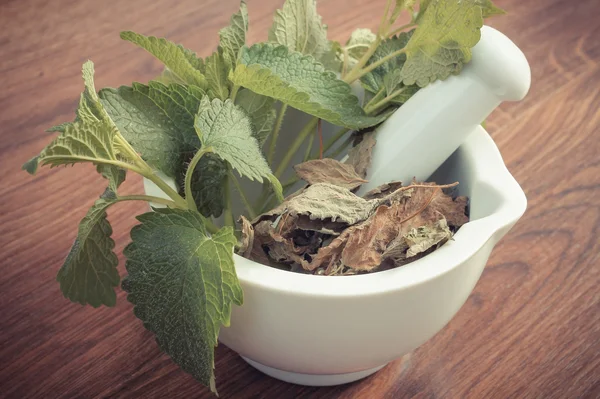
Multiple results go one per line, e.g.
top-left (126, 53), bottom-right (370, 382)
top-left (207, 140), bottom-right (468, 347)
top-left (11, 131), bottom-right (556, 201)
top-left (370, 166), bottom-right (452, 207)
top-left (358, 25), bottom-right (531, 194)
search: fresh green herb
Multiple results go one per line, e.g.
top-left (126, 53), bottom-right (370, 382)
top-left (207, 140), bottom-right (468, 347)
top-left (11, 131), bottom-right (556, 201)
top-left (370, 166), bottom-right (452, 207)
top-left (23, 0), bottom-right (503, 394)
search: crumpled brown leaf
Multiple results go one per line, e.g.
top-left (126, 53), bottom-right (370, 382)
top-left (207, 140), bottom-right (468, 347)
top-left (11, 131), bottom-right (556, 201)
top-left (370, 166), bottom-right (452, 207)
top-left (294, 158), bottom-right (367, 191)
top-left (362, 181), bottom-right (404, 200)
top-left (346, 130), bottom-right (376, 178)
top-left (237, 216), bottom-right (254, 259)
top-left (239, 178), bottom-right (469, 275)
top-left (304, 182), bottom-right (465, 274)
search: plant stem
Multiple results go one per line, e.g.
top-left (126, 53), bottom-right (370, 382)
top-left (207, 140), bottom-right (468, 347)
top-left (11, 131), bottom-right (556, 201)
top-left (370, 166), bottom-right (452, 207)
top-left (343, 37), bottom-right (381, 83)
top-left (111, 134), bottom-right (189, 208)
top-left (323, 127), bottom-right (351, 154)
top-left (230, 85), bottom-right (240, 102)
top-left (379, 0), bottom-right (394, 35)
top-left (318, 119), bottom-right (324, 159)
top-left (303, 128), bottom-right (316, 162)
top-left (274, 117), bottom-right (318, 178)
top-left (144, 170), bottom-right (188, 209)
top-left (117, 195), bottom-right (179, 208)
top-left (184, 147), bottom-right (213, 211)
top-left (364, 87), bottom-right (386, 110)
top-left (223, 171), bottom-right (234, 227)
top-left (355, 47), bottom-right (408, 81)
top-left (343, 43), bottom-right (371, 51)
top-left (365, 87), bottom-right (408, 114)
top-left (388, 22), bottom-right (417, 37)
top-left (230, 172), bottom-right (257, 219)
top-left (341, 47), bottom-right (349, 78)
top-left (268, 104), bottom-right (288, 164)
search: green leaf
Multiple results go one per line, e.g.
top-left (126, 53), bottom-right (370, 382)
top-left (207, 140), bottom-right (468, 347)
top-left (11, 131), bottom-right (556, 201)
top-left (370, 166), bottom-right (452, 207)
top-left (57, 190), bottom-right (120, 307)
top-left (97, 165), bottom-right (127, 192)
top-left (186, 153), bottom-right (228, 218)
top-left (121, 31), bottom-right (207, 89)
top-left (345, 29), bottom-right (376, 69)
top-left (268, 0), bottom-right (328, 59)
top-left (122, 208), bottom-right (242, 393)
top-left (99, 82), bottom-right (203, 177)
top-left (195, 97), bottom-right (272, 182)
top-left (35, 117), bottom-right (120, 169)
top-left (219, 1), bottom-right (249, 69)
top-left (24, 61), bottom-right (141, 176)
top-left (205, 51), bottom-right (230, 100)
top-left (478, 0), bottom-right (506, 18)
top-left (22, 156), bottom-right (39, 174)
top-left (267, 173), bottom-right (284, 203)
top-left (154, 67), bottom-right (187, 85)
top-left (383, 70), bottom-right (421, 104)
top-left (400, 0), bottom-right (484, 87)
top-left (320, 40), bottom-right (343, 72)
top-left (235, 88), bottom-right (277, 145)
top-left (361, 32), bottom-right (413, 94)
top-left (231, 44), bottom-right (385, 129)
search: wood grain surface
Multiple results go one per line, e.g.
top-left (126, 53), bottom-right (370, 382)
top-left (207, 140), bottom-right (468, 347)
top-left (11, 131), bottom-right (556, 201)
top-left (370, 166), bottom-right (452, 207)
top-left (1, 0), bottom-right (599, 398)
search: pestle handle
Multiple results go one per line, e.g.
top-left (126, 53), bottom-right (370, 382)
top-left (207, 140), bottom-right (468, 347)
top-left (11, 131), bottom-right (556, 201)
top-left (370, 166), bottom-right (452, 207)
top-left (358, 26), bottom-right (531, 193)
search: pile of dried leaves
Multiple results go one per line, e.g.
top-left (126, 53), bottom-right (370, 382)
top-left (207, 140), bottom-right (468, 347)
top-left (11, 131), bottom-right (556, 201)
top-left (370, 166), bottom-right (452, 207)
top-left (238, 155), bottom-right (469, 276)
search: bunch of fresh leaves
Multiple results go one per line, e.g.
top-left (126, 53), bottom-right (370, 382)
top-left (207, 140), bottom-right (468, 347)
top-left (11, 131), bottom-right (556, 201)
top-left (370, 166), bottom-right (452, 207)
top-left (23, 0), bottom-right (504, 394)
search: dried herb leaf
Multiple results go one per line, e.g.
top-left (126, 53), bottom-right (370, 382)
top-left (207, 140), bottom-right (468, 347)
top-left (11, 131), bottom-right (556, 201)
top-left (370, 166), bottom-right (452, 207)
top-left (346, 130), bottom-right (376, 178)
top-left (404, 218), bottom-right (452, 257)
top-left (294, 158), bottom-right (367, 190)
top-left (340, 205), bottom-right (401, 271)
top-left (237, 216), bottom-right (254, 258)
top-left (300, 182), bottom-right (466, 273)
top-left (362, 181), bottom-right (404, 200)
top-left (269, 183), bottom-right (377, 225)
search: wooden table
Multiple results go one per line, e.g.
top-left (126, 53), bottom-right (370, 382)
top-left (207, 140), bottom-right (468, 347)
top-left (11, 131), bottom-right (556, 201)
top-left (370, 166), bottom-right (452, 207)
top-left (1, 0), bottom-right (599, 397)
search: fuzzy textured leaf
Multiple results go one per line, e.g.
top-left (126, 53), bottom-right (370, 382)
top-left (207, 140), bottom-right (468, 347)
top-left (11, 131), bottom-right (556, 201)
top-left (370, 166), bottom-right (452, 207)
top-left (195, 97), bottom-right (272, 182)
top-left (219, 1), bottom-right (249, 69)
top-left (97, 165), bottom-right (126, 192)
top-left (345, 29), bottom-right (376, 69)
top-left (231, 44), bottom-right (385, 129)
top-left (33, 117), bottom-right (120, 170)
top-left (57, 192), bottom-right (119, 307)
top-left (405, 218), bottom-right (452, 257)
top-left (186, 153), bottom-right (228, 218)
top-left (25, 62), bottom-right (127, 175)
top-left (122, 208), bottom-right (242, 393)
top-left (205, 51), bottom-right (230, 100)
top-left (361, 32), bottom-right (414, 94)
top-left (268, 0), bottom-right (328, 59)
top-left (320, 40), bottom-right (343, 72)
top-left (400, 0), bottom-right (484, 87)
top-left (294, 158), bottom-right (367, 190)
top-left (121, 31), bottom-right (207, 89)
top-left (235, 89), bottom-right (277, 145)
top-left (266, 183), bottom-right (377, 225)
top-left (155, 67), bottom-right (187, 85)
top-left (99, 82), bottom-right (203, 177)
